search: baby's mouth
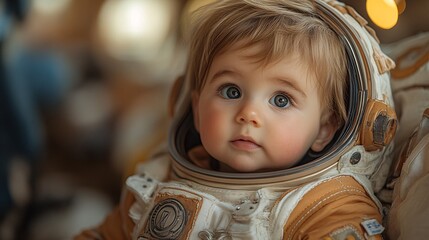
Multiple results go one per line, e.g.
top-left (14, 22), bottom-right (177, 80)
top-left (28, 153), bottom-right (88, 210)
top-left (230, 137), bottom-right (261, 151)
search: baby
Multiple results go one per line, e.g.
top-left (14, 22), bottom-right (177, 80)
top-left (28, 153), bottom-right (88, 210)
top-left (76, 0), bottom-right (397, 239)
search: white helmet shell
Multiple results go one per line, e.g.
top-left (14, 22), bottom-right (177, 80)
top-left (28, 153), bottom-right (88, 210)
top-left (168, 0), bottom-right (397, 190)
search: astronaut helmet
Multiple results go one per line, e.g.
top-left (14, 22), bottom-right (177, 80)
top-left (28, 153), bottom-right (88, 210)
top-left (168, 0), bottom-right (397, 190)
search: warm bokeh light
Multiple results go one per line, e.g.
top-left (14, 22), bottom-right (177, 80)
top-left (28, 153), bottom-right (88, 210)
top-left (396, 0), bottom-right (406, 14)
top-left (366, 0), bottom-right (402, 29)
top-left (97, 0), bottom-right (173, 61)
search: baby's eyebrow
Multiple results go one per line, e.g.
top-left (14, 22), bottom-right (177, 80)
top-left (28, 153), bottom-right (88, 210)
top-left (210, 69), bottom-right (238, 83)
top-left (275, 78), bottom-right (307, 98)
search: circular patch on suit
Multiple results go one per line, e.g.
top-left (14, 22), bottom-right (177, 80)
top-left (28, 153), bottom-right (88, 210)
top-left (148, 198), bottom-right (187, 239)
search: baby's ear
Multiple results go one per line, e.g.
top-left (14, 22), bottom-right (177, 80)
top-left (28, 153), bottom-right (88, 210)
top-left (192, 92), bottom-right (200, 132)
top-left (311, 113), bottom-right (339, 152)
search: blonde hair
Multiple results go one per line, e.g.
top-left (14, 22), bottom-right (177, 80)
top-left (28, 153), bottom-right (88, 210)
top-left (185, 0), bottom-right (347, 125)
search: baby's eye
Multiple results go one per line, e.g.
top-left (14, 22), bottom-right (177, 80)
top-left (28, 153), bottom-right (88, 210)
top-left (269, 94), bottom-right (290, 108)
top-left (219, 85), bottom-right (241, 99)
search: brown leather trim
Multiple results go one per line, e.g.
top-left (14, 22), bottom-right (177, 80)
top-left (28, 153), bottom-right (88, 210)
top-left (140, 189), bottom-right (202, 240)
top-left (283, 176), bottom-right (382, 239)
top-left (360, 99), bottom-right (397, 151)
top-left (120, 190), bottom-right (138, 238)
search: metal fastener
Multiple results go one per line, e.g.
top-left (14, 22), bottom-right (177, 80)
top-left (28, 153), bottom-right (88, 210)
top-left (350, 152), bottom-right (361, 165)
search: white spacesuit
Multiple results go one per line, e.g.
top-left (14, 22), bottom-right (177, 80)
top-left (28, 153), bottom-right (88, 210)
top-left (75, 0), bottom-right (401, 239)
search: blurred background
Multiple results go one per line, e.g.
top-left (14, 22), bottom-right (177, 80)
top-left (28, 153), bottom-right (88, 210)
top-left (0, 0), bottom-right (428, 239)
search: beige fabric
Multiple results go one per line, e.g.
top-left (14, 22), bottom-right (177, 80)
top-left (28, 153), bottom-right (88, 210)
top-left (382, 32), bottom-right (429, 159)
top-left (388, 113), bottom-right (429, 239)
top-left (381, 32), bottom-right (429, 240)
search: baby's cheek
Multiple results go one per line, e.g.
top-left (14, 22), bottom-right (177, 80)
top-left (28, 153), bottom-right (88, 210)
top-left (199, 111), bottom-right (227, 145)
top-left (269, 129), bottom-right (310, 164)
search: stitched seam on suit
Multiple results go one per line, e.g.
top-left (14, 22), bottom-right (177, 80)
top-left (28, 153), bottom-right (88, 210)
top-left (286, 187), bottom-right (365, 240)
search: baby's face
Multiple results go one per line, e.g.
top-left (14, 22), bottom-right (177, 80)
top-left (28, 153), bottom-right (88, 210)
top-left (192, 44), bottom-right (334, 172)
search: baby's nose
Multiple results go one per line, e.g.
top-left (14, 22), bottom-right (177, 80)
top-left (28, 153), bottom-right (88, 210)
top-left (236, 103), bottom-right (261, 127)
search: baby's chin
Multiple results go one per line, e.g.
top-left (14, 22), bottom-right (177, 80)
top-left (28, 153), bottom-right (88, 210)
top-left (218, 160), bottom-right (298, 173)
